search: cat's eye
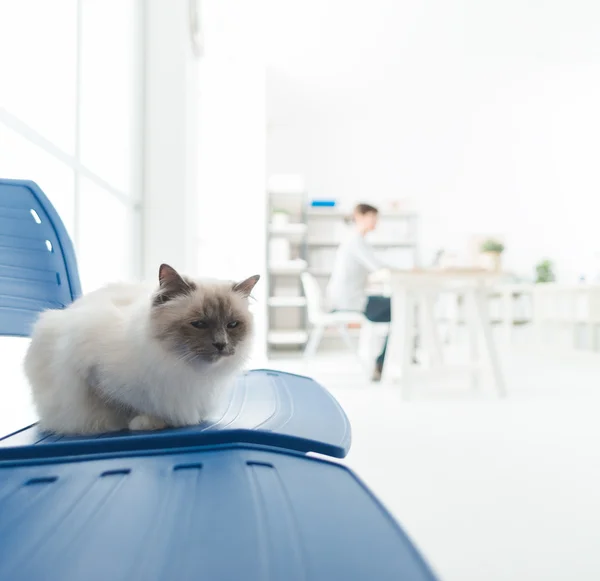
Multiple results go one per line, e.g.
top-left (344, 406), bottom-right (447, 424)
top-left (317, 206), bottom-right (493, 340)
top-left (191, 320), bottom-right (208, 329)
top-left (227, 321), bottom-right (240, 329)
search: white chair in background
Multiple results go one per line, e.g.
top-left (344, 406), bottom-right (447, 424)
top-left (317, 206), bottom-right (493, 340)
top-left (586, 286), bottom-right (600, 351)
top-left (533, 283), bottom-right (600, 351)
top-left (532, 283), bottom-right (577, 348)
top-left (300, 272), bottom-right (364, 357)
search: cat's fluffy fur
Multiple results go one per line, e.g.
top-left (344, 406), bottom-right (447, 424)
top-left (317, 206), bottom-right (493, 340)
top-left (24, 264), bottom-right (259, 435)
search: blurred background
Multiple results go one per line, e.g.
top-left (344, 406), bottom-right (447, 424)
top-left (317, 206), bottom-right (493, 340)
top-left (2, 1), bottom-right (600, 580)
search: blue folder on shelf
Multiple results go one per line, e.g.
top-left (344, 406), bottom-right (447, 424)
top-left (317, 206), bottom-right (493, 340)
top-left (0, 179), bottom-right (438, 581)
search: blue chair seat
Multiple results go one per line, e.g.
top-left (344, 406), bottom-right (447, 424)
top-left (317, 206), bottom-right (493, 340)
top-left (0, 369), bottom-right (351, 459)
top-left (0, 444), bottom-right (436, 581)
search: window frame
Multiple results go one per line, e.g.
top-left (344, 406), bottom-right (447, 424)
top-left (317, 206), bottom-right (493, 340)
top-left (0, 0), bottom-right (144, 285)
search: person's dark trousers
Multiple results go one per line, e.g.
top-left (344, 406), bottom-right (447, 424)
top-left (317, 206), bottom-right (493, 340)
top-left (364, 295), bottom-right (418, 368)
top-left (364, 296), bottom-right (391, 368)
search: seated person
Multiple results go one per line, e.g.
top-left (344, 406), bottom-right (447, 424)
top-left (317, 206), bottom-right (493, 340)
top-left (326, 203), bottom-right (393, 382)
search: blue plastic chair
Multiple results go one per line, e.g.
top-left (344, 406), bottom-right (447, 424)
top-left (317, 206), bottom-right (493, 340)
top-left (0, 179), bottom-right (438, 581)
top-left (0, 179), bottom-right (80, 337)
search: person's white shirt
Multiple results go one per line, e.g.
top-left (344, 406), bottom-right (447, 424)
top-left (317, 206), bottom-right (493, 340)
top-left (326, 230), bottom-right (388, 312)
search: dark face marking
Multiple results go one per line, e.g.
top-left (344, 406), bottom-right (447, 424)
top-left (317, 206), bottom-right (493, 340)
top-left (153, 263), bottom-right (196, 306)
top-left (150, 275), bottom-right (257, 365)
top-left (180, 293), bottom-right (250, 360)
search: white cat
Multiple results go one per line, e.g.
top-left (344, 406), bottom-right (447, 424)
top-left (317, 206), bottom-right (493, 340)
top-left (24, 264), bottom-right (259, 435)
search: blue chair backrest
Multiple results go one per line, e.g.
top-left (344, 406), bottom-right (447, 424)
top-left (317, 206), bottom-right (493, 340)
top-left (0, 179), bottom-right (81, 338)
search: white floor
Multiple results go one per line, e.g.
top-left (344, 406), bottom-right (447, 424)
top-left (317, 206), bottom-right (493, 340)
top-left (269, 334), bottom-right (600, 581)
top-left (3, 333), bottom-right (600, 581)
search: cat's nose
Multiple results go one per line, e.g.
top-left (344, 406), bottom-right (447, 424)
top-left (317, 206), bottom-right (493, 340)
top-left (212, 342), bottom-right (226, 352)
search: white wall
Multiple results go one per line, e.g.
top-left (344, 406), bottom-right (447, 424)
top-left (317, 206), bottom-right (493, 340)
top-left (143, 0), bottom-right (199, 281)
top-left (267, 0), bottom-right (600, 281)
top-left (196, 0), bottom-right (267, 361)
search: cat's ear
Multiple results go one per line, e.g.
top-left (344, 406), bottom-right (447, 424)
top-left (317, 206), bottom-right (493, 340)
top-left (232, 274), bottom-right (260, 298)
top-left (153, 264), bottom-right (195, 306)
top-left (159, 264), bottom-right (186, 288)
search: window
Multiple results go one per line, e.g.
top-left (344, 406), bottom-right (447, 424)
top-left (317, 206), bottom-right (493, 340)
top-left (0, 0), bottom-right (144, 431)
top-left (0, 0), bottom-right (142, 292)
top-left (78, 177), bottom-right (133, 290)
top-left (0, 126), bottom-right (76, 237)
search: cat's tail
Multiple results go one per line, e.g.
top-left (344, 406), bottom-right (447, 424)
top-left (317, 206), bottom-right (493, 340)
top-left (24, 309), bottom-right (125, 435)
top-left (24, 309), bottom-right (69, 420)
top-left (24, 309), bottom-right (64, 379)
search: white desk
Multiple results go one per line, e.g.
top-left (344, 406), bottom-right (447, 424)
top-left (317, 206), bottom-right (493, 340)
top-left (378, 269), bottom-right (506, 397)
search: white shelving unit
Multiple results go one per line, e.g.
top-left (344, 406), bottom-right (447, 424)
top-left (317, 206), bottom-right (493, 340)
top-left (267, 296), bottom-right (307, 307)
top-left (266, 185), bottom-right (420, 352)
top-left (266, 182), bottom-right (308, 353)
top-left (269, 259), bottom-right (307, 275)
top-left (267, 330), bottom-right (309, 345)
top-left (268, 224), bottom-right (307, 237)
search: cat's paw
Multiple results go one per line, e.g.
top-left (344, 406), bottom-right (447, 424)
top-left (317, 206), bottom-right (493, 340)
top-left (128, 415), bottom-right (168, 431)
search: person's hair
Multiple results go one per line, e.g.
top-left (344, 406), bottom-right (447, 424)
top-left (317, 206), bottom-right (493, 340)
top-left (354, 203), bottom-right (379, 216)
top-left (344, 203), bottom-right (379, 224)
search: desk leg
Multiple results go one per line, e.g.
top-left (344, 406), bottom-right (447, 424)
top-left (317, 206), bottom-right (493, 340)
top-left (503, 289), bottom-right (513, 344)
top-left (466, 292), bottom-right (480, 391)
top-left (473, 288), bottom-right (507, 397)
top-left (401, 291), bottom-right (416, 398)
top-left (422, 293), bottom-right (443, 367)
top-left (381, 288), bottom-right (414, 396)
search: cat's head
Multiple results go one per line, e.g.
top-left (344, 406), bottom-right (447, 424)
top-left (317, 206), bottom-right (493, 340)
top-left (150, 264), bottom-right (259, 365)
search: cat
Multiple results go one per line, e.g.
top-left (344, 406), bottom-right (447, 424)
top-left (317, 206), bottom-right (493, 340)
top-left (23, 264), bottom-right (259, 435)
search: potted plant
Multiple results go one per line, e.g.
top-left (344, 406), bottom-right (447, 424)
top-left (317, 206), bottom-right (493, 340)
top-left (480, 239), bottom-right (505, 272)
top-left (535, 259), bottom-right (555, 283)
top-left (271, 208), bottom-right (290, 228)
